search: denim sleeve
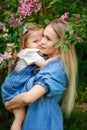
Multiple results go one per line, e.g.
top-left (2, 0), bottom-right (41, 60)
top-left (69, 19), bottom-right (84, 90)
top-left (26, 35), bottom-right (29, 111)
top-left (34, 60), bottom-right (68, 97)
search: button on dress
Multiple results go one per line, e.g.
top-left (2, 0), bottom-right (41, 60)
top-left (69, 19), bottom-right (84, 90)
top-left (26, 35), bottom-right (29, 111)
top-left (22, 59), bottom-right (68, 130)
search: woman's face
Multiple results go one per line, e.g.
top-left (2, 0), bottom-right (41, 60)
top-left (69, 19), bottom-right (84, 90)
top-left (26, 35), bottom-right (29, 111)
top-left (38, 24), bottom-right (59, 58)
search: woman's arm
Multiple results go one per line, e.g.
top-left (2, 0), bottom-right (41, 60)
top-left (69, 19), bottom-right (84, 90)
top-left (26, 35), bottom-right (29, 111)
top-left (5, 84), bottom-right (47, 110)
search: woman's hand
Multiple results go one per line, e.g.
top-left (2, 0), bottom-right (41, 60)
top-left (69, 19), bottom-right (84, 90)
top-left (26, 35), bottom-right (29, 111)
top-left (5, 84), bottom-right (46, 111)
top-left (5, 93), bottom-right (27, 110)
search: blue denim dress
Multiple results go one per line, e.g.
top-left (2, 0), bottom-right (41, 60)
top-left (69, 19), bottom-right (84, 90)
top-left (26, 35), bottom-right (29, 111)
top-left (22, 59), bottom-right (68, 130)
top-left (1, 64), bottom-right (37, 103)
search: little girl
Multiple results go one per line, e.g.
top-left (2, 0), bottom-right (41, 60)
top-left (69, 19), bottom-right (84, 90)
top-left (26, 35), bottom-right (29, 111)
top-left (1, 23), bottom-right (56, 130)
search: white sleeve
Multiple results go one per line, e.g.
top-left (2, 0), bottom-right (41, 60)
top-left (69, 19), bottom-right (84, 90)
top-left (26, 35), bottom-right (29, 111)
top-left (18, 49), bottom-right (43, 65)
top-left (23, 52), bottom-right (43, 65)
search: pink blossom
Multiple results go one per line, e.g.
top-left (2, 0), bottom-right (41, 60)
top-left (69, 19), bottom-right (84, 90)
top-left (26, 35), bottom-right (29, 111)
top-left (9, 0), bottom-right (41, 27)
top-left (9, 13), bottom-right (22, 27)
top-left (0, 22), bottom-right (4, 30)
top-left (0, 53), bottom-right (12, 68)
top-left (34, 3), bottom-right (41, 12)
top-left (18, 0), bottom-right (41, 18)
top-left (60, 12), bottom-right (69, 21)
top-left (29, 1), bottom-right (34, 6)
top-left (2, 53), bottom-right (12, 60)
top-left (33, 0), bottom-right (39, 2)
top-left (21, 2), bottom-right (27, 8)
top-left (0, 56), bottom-right (3, 63)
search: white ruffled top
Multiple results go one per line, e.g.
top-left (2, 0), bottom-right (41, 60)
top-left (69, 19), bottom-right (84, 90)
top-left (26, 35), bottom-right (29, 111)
top-left (15, 48), bottom-right (43, 71)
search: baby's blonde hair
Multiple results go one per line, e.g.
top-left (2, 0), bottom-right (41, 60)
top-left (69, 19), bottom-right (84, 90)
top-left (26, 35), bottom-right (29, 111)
top-left (20, 23), bottom-right (43, 49)
top-left (50, 19), bottom-right (78, 116)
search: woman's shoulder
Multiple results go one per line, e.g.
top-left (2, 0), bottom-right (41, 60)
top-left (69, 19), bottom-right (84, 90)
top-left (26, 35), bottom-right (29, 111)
top-left (39, 58), bottom-right (68, 81)
top-left (35, 58), bottom-right (68, 92)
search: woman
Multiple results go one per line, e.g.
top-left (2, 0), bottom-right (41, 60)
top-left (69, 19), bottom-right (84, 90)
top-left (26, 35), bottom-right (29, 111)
top-left (2, 23), bottom-right (56, 130)
top-left (5, 18), bottom-right (77, 130)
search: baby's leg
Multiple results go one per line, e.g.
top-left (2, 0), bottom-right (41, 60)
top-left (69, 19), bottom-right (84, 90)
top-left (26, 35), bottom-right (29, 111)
top-left (11, 107), bottom-right (26, 130)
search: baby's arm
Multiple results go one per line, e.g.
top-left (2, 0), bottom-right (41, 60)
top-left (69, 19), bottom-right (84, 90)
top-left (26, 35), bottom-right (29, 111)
top-left (8, 63), bottom-right (13, 74)
top-left (6, 44), bottom-right (18, 73)
top-left (8, 51), bottom-right (17, 73)
top-left (34, 56), bottom-right (58, 67)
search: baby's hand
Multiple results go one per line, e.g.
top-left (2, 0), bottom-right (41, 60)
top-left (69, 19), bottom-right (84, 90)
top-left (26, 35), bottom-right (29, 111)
top-left (6, 44), bottom-right (13, 53)
top-left (6, 44), bottom-right (17, 61)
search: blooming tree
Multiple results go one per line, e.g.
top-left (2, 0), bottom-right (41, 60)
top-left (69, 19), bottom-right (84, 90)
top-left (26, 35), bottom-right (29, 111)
top-left (9, 0), bottom-right (41, 27)
top-left (0, 0), bottom-right (41, 67)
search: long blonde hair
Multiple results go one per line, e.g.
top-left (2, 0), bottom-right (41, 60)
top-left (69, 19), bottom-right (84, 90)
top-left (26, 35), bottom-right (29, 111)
top-left (50, 19), bottom-right (78, 116)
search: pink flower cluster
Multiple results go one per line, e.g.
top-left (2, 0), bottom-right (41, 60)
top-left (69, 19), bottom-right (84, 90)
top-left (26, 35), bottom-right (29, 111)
top-left (0, 53), bottom-right (12, 63)
top-left (9, 0), bottom-right (41, 27)
top-left (9, 13), bottom-right (22, 27)
top-left (18, 0), bottom-right (41, 18)
top-left (0, 53), bottom-right (12, 68)
top-left (60, 12), bottom-right (69, 21)
top-left (0, 22), bottom-right (4, 30)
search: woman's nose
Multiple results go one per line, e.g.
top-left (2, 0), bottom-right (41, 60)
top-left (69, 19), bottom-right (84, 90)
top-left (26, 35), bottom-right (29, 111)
top-left (40, 37), bottom-right (46, 45)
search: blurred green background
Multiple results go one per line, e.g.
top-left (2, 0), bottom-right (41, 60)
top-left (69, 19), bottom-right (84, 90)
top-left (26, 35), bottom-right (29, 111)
top-left (0, 0), bottom-right (87, 130)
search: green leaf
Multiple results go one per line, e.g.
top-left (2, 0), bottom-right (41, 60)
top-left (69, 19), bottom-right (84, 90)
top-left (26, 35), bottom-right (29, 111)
top-left (70, 30), bottom-right (74, 35)
top-left (47, 0), bottom-right (60, 8)
top-left (44, 19), bottom-right (50, 24)
top-left (64, 31), bottom-right (70, 38)
top-left (12, 43), bottom-right (20, 52)
top-left (63, 45), bottom-right (69, 51)
top-left (55, 41), bottom-right (63, 48)
top-left (49, 0), bottom-right (60, 5)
